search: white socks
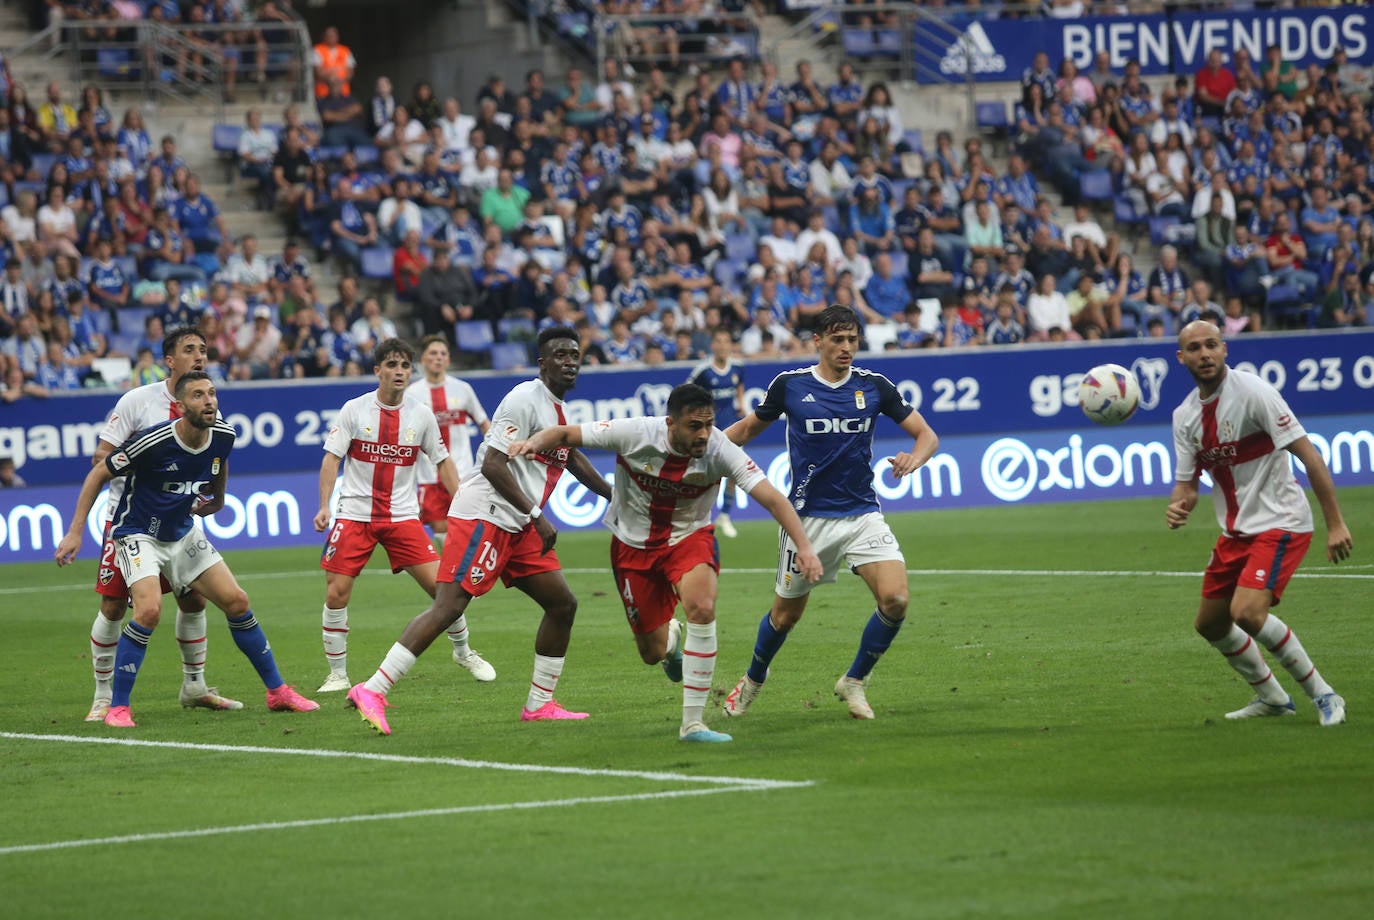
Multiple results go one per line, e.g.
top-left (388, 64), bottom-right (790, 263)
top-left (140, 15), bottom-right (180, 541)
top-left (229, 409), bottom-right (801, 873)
top-left (364, 643), bottom-right (417, 695)
top-left (175, 608), bottom-right (207, 685)
top-left (682, 621), bottom-right (718, 728)
top-left (447, 614), bottom-right (471, 656)
top-left (90, 612), bottom-right (122, 698)
top-left (1211, 624), bottom-right (1286, 703)
top-left (525, 654), bottom-right (564, 711)
top-left (322, 606), bottom-right (349, 674)
top-left (1256, 614), bottom-right (1334, 699)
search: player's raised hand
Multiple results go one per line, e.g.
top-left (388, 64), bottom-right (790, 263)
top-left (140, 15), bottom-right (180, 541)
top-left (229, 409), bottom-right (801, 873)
top-left (507, 440), bottom-right (539, 460)
top-left (54, 533), bottom-right (82, 567)
top-left (796, 548), bottom-right (823, 583)
top-left (313, 508), bottom-right (331, 531)
top-left (1165, 500), bottom-right (1191, 529)
top-left (887, 452), bottom-right (923, 478)
top-left (1327, 523), bottom-right (1353, 563)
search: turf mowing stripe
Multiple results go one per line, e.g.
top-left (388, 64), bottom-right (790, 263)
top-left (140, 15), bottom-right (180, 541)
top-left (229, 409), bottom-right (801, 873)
top-left (0, 731), bottom-right (815, 789)
top-left (3, 565), bottom-right (1369, 596)
top-left (0, 785), bottom-right (775, 856)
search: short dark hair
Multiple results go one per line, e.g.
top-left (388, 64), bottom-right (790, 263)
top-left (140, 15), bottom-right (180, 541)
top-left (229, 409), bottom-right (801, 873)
top-left (374, 337), bottom-right (414, 365)
top-left (815, 304), bottom-right (860, 337)
top-left (174, 370), bottom-right (212, 398)
top-left (162, 326), bottom-right (206, 359)
top-left (419, 334), bottom-right (449, 354)
top-left (537, 324), bottom-right (578, 355)
top-left (667, 383), bottom-right (714, 417)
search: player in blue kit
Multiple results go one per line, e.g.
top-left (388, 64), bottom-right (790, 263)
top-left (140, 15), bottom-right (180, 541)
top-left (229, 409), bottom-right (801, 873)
top-left (686, 328), bottom-right (745, 537)
top-left (722, 305), bottom-right (940, 719)
top-left (55, 372), bottom-right (319, 727)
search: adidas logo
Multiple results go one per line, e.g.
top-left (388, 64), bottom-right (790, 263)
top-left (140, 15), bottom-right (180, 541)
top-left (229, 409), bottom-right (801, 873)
top-left (119, 663), bottom-right (138, 673)
top-left (940, 22), bottom-right (1006, 76)
top-left (802, 394), bottom-right (817, 402)
top-left (165, 462), bottom-right (179, 471)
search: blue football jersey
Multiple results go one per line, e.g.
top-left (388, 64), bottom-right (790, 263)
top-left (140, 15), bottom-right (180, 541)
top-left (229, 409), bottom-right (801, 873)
top-left (106, 419), bottom-right (236, 541)
top-left (756, 366), bottom-right (913, 517)
top-left (687, 360), bottom-right (743, 426)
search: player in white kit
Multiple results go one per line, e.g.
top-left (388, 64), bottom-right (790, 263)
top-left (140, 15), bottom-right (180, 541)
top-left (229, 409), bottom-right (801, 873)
top-left (1168, 320), bottom-right (1352, 726)
top-left (510, 383), bottom-right (822, 742)
top-left (345, 327), bottom-right (613, 735)
top-left (313, 338), bottom-right (495, 692)
top-left (407, 335), bottom-right (490, 544)
top-left (83, 326), bottom-right (242, 722)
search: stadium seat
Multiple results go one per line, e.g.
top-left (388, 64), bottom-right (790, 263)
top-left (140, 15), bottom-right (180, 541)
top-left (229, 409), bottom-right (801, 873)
top-left (490, 342), bottom-right (530, 370)
top-left (1078, 170), bottom-right (1114, 205)
top-left (353, 146), bottom-right (380, 166)
top-left (713, 258), bottom-right (743, 292)
top-left (842, 31), bottom-right (877, 58)
top-left (497, 317), bottom-right (535, 342)
top-left (360, 246), bottom-right (395, 280)
top-left (975, 101), bottom-right (1010, 152)
top-left (1264, 284), bottom-right (1315, 329)
top-left (30, 153), bottom-right (57, 180)
top-left (888, 250), bottom-right (909, 280)
top-left (313, 145), bottom-right (348, 164)
top-left (211, 124), bottom-right (243, 154)
top-left (1148, 216), bottom-right (1181, 248)
top-left (724, 233), bottom-right (755, 263)
top-left (97, 49), bottom-right (136, 79)
top-left (0, 186), bottom-right (7, 209)
top-left (1113, 194), bottom-right (1147, 251)
top-left (902, 129), bottom-right (924, 154)
top-left (454, 320), bottom-right (495, 353)
top-left (875, 29), bottom-right (902, 56)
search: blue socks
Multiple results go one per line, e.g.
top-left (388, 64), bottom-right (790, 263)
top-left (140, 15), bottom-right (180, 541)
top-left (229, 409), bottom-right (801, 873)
top-left (228, 610), bottom-right (283, 689)
top-left (847, 610), bottom-right (903, 681)
top-left (746, 612), bottom-right (789, 683)
top-left (111, 621), bottom-right (153, 707)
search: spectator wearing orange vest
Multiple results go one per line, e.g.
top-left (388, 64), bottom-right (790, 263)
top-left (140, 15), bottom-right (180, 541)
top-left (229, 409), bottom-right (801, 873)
top-left (312, 26), bottom-right (355, 99)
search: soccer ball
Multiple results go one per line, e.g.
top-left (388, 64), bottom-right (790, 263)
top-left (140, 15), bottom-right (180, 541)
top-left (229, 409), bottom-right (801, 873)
top-left (1078, 363), bottom-right (1141, 426)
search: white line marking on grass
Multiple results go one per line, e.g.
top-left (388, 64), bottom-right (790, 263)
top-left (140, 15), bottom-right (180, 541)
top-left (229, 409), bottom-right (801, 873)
top-left (0, 732), bottom-right (812, 789)
top-left (0, 785), bottom-right (768, 856)
top-left (5, 564), bottom-right (1369, 598)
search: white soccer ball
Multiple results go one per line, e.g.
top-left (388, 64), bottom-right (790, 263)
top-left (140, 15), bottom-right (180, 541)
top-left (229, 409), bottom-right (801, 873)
top-left (1078, 363), bottom-right (1141, 426)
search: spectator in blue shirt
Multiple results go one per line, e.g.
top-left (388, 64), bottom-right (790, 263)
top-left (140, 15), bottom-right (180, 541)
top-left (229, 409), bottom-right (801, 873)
top-left (827, 61), bottom-right (865, 130)
top-left (863, 252), bottom-right (910, 320)
top-left (1301, 184), bottom-right (1342, 262)
top-left (85, 238), bottom-right (129, 331)
top-left (849, 185), bottom-right (894, 255)
top-left (909, 228), bottom-right (954, 302)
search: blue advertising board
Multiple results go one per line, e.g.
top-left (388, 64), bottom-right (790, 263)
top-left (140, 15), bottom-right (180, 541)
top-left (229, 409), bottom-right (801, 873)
top-left (916, 6), bottom-right (1374, 83)
top-left (4, 414), bottom-right (1370, 564)
top-left (2, 330), bottom-right (1370, 487)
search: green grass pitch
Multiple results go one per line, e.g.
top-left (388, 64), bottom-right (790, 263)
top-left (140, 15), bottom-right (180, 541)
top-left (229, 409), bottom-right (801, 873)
top-left (3, 489), bottom-right (1372, 919)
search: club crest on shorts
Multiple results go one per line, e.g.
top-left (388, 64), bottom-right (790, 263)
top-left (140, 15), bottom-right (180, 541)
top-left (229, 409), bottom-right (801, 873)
top-left (468, 566), bottom-right (486, 585)
top-left (855, 391), bottom-right (866, 409)
top-left (99, 567), bottom-right (116, 586)
top-left (324, 544), bottom-right (337, 561)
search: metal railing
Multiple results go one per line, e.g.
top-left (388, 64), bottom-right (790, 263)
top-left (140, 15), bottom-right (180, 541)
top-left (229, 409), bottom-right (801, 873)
top-left (592, 12), bottom-right (763, 78)
top-left (2, 19), bottom-right (312, 119)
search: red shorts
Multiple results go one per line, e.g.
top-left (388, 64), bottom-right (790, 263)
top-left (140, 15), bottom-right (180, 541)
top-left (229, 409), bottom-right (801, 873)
top-left (320, 518), bottom-right (439, 576)
top-left (95, 521), bottom-right (174, 599)
top-left (418, 483), bottom-right (453, 526)
top-left (1202, 529), bottom-right (1312, 603)
top-left (438, 518), bottom-right (562, 597)
top-left (610, 528), bottom-right (719, 635)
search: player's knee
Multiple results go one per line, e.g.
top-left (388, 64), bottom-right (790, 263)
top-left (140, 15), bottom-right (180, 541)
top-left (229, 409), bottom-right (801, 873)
top-left (99, 596), bottom-right (126, 620)
top-left (178, 592), bottom-right (206, 614)
top-left (220, 590), bottom-right (251, 618)
top-left (131, 605), bottom-right (161, 629)
top-left (877, 592), bottom-right (908, 620)
top-left (683, 598), bottom-right (716, 624)
top-left (1229, 600), bottom-right (1268, 635)
top-left (548, 594), bottom-right (577, 624)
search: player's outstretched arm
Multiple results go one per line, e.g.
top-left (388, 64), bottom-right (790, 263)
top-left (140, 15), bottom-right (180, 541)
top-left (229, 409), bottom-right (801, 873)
top-left (55, 463), bottom-right (116, 566)
top-left (1165, 479), bottom-right (1198, 530)
top-left (567, 449), bottom-right (612, 501)
top-left (723, 412), bottom-right (770, 447)
top-left (1287, 436), bottom-right (1353, 563)
top-left (747, 479), bottom-right (823, 583)
top-left (482, 446), bottom-right (559, 553)
top-left (315, 452), bottom-right (342, 531)
top-left (507, 424), bottom-right (582, 459)
top-left (889, 408), bottom-right (939, 477)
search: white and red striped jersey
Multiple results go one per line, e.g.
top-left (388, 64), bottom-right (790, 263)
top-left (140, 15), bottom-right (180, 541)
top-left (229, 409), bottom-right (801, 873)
top-left (1173, 368), bottom-right (1313, 537)
top-left (406, 374), bottom-right (489, 482)
top-left (323, 391), bottom-right (448, 523)
top-left (98, 380), bottom-right (182, 524)
top-left (449, 379), bottom-right (571, 533)
top-left (581, 416), bottom-right (766, 549)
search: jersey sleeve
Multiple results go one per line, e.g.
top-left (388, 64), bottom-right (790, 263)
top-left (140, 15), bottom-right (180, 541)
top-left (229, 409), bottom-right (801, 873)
top-left (99, 390), bottom-right (142, 447)
top-left (322, 400), bottom-right (356, 458)
top-left (105, 425), bottom-right (161, 477)
top-left (709, 431), bottom-right (768, 493)
top-left (1172, 407), bottom-right (1198, 483)
top-left (754, 373), bottom-right (790, 422)
top-left (459, 381), bottom-right (490, 427)
top-left (578, 417), bottom-right (641, 452)
top-left (873, 374), bottom-right (915, 424)
top-left (484, 389), bottom-right (536, 455)
top-left (686, 364), bottom-right (706, 389)
top-left (418, 406), bottom-right (450, 466)
top-left (1251, 379), bottom-right (1307, 451)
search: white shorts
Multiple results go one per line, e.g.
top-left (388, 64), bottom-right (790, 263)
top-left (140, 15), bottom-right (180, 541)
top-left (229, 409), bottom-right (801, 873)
top-left (114, 526), bottom-right (221, 596)
top-left (775, 511), bottom-right (904, 598)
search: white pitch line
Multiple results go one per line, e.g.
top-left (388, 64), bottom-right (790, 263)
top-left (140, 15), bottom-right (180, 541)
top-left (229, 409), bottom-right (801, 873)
top-left (0, 785), bottom-right (766, 856)
top-left (3, 564), bottom-right (1370, 596)
top-left (0, 732), bottom-right (812, 789)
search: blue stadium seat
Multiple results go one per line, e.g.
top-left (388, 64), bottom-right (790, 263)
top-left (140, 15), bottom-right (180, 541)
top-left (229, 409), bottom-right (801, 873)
top-left (1113, 194), bottom-right (1148, 250)
top-left (875, 29), bottom-right (902, 56)
top-left (490, 342), bottom-right (530, 370)
top-left (1078, 170), bottom-right (1114, 204)
top-left (455, 320), bottom-right (495, 353)
top-left (902, 129), bottom-right (923, 154)
top-left (353, 146), bottom-right (380, 166)
top-left (888, 250), bottom-right (909, 280)
top-left (842, 30), bottom-right (877, 58)
top-left (211, 124), bottom-right (243, 154)
top-left (497, 317), bottom-right (535, 342)
top-left (30, 153), bottom-right (57, 180)
top-left (724, 233), bottom-right (755, 263)
top-left (975, 100), bottom-right (1009, 132)
top-left (1148, 216), bottom-right (1181, 248)
top-left (98, 49), bottom-right (135, 79)
top-left (313, 144), bottom-right (347, 163)
top-left (360, 246), bottom-right (395, 280)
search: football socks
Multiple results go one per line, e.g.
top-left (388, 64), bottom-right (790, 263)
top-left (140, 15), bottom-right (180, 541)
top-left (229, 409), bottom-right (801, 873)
top-left (175, 607), bottom-right (207, 683)
top-left (1211, 624), bottom-right (1287, 704)
top-left (847, 609), bottom-right (903, 681)
top-left (227, 611), bottom-right (284, 689)
top-left (1257, 614), bottom-right (1334, 698)
top-left (365, 642), bottom-right (417, 695)
top-left (682, 621), bottom-right (718, 729)
top-left (525, 653), bottom-right (565, 712)
top-left (111, 621), bottom-right (154, 708)
top-left (746, 612), bottom-right (789, 684)
top-left (322, 605), bottom-right (349, 674)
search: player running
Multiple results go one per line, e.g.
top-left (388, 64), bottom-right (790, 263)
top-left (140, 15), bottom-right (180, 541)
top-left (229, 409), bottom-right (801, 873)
top-left (407, 334), bottom-right (490, 546)
top-left (721, 304), bottom-right (939, 720)
top-left (314, 338), bottom-right (495, 693)
top-left (509, 383), bottom-right (822, 743)
top-left (345, 326), bottom-right (613, 735)
top-left (55, 372), bottom-right (319, 727)
top-left (1167, 320), bottom-right (1351, 726)
top-left (83, 326), bottom-right (241, 722)
top-left (686, 328), bottom-right (745, 538)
